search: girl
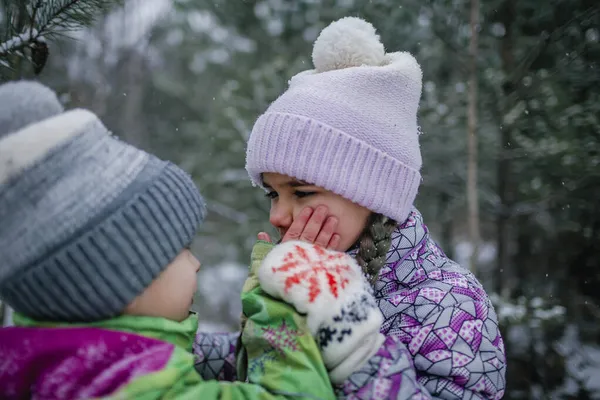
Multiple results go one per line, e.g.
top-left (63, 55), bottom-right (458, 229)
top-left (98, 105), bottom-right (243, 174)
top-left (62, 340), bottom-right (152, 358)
top-left (197, 17), bottom-right (506, 399)
top-left (0, 81), bottom-right (389, 399)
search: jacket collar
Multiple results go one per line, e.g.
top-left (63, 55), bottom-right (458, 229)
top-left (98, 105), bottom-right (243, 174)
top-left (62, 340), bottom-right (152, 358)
top-left (373, 208), bottom-right (447, 295)
top-left (13, 312), bottom-right (199, 351)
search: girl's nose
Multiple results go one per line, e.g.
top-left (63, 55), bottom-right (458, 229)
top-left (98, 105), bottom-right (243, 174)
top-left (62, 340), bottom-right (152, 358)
top-left (269, 202), bottom-right (293, 232)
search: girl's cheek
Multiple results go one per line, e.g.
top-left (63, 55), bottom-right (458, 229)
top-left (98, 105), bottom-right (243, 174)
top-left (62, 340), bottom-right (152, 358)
top-left (304, 196), bottom-right (324, 208)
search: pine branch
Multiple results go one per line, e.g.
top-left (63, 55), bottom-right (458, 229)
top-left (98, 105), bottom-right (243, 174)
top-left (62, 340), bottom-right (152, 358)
top-left (29, 0), bottom-right (43, 37)
top-left (37, 0), bottom-right (121, 37)
top-left (0, 29), bottom-right (38, 55)
top-left (506, 6), bottom-right (599, 90)
top-left (0, 0), bottom-right (122, 76)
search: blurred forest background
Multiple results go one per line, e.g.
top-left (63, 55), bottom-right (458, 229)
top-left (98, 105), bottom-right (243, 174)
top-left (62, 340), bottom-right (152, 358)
top-left (1, 0), bottom-right (599, 398)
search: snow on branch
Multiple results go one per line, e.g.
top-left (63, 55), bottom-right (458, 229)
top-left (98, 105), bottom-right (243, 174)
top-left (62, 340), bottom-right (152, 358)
top-left (0, 29), bottom-right (37, 54)
top-left (0, 0), bottom-right (122, 76)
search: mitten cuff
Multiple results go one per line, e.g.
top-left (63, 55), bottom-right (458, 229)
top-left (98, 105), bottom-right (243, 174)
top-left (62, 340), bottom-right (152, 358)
top-left (316, 292), bottom-right (383, 370)
top-left (329, 333), bottom-right (385, 385)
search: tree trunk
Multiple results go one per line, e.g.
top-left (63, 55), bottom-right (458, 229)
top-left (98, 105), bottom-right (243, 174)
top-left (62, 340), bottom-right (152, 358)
top-left (11, 1), bottom-right (29, 79)
top-left (119, 51), bottom-right (145, 148)
top-left (515, 214), bottom-right (532, 297)
top-left (467, 0), bottom-right (480, 273)
top-left (496, 0), bottom-right (517, 297)
top-left (439, 191), bottom-right (454, 260)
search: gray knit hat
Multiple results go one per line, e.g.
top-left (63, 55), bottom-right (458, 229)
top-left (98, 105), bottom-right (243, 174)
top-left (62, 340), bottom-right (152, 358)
top-left (0, 81), bottom-right (206, 322)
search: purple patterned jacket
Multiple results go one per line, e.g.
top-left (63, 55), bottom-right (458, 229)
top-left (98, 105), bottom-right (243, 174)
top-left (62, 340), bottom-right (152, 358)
top-left (194, 209), bottom-right (506, 399)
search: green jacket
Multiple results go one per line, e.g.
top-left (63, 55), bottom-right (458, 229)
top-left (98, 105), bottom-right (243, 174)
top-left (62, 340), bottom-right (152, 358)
top-left (0, 243), bottom-right (335, 400)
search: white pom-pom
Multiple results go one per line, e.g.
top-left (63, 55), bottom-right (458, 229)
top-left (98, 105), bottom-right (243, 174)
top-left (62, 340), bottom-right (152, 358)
top-left (312, 17), bottom-right (385, 73)
top-left (385, 51), bottom-right (423, 84)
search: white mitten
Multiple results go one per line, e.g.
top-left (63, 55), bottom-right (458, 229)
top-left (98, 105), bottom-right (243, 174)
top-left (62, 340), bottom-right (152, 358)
top-left (258, 241), bottom-right (384, 384)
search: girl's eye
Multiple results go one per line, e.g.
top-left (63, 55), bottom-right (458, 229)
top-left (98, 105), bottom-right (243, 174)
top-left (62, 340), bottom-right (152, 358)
top-left (265, 191), bottom-right (278, 199)
top-left (294, 191), bottom-right (315, 199)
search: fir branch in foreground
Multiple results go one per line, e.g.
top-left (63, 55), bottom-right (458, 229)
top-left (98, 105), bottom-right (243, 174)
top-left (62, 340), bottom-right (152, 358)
top-left (36, 0), bottom-right (122, 37)
top-left (0, 0), bottom-right (122, 76)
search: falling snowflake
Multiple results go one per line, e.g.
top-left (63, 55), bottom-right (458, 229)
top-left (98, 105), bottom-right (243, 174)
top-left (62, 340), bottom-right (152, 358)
top-left (271, 244), bottom-right (353, 303)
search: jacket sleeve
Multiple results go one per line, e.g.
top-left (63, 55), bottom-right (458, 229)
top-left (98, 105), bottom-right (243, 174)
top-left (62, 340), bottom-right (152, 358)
top-left (334, 335), bottom-right (432, 399)
top-left (182, 258), bottom-right (335, 399)
top-left (193, 331), bottom-right (239, 381)
top-left (235, 280), bottom-right (335, 399)
top-left (189, 241), bottom-right (334, 399)
top-left (337, 300), bottom-right (506, 400)
top-left (408, 301), bottom-right (506, 400)
top-left (118, 245), bottom-right (336, 400)
top-left (176, 288), bottom-right (336, 399)
top-left (235, 240), bottom-right (335, 399)
top-left (192, 240), bottom-right (269, 383)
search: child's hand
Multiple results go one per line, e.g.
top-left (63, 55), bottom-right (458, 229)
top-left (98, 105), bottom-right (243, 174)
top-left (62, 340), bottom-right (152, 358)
top-left (258, 206), bottom-right (341, 250)
top-left (257, 232), bottom-right (271, 242)
top-left (257, 241), bottom-right (384, 384)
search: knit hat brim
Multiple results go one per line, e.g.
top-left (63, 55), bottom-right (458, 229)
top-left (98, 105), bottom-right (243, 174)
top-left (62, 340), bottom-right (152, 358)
top-left (245, 19), bottom-right (423, 224)
top-left (246, 112), bottom-right (421, 223)
top-left (3, 161), bottom-right (204, 322)
top-left (0, 109), bottom-right (206, 322)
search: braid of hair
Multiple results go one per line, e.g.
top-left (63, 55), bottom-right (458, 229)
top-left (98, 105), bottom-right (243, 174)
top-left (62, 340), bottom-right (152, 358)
top-left (355, 213), bottom-right (398, 286)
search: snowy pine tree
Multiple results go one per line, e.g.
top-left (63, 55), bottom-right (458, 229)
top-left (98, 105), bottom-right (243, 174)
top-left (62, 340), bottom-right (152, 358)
top-left (0, 0), bottom-right (121, 81)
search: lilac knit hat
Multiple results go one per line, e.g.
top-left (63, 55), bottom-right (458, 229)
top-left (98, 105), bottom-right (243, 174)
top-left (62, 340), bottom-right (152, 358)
top-left (246, 17), bottom-right (423, 223)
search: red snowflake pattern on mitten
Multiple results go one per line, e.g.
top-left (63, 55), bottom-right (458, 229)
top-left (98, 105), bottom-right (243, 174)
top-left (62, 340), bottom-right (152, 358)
top-left (259, 241), bottom-right (384, 384)
top-left (270, 243), bottom-right (354, 303)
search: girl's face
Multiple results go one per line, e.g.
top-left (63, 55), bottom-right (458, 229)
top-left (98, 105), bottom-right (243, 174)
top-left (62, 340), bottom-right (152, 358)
top-left (124, 249), bottom-right (200, 322)
top-left (263, 172), bottom-right (370, 252)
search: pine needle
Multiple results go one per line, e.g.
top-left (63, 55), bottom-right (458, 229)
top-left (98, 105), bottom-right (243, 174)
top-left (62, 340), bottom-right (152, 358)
top-left (0, 0), bottom-right (123, 77)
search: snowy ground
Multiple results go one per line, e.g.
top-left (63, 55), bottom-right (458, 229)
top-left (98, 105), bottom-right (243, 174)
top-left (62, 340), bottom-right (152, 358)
top-left (556, 325), bottom-right (600, 398)
top-left (195, 261), bottom-right (246, 331)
